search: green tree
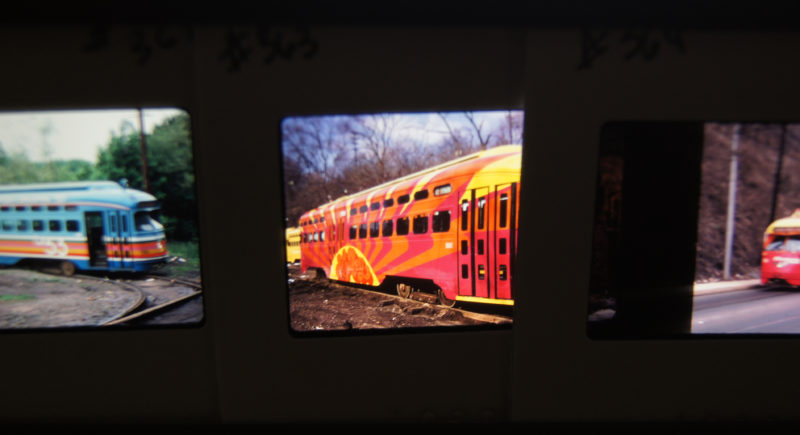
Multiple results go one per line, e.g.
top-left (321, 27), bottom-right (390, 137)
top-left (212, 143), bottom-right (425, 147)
top-left (145, 114), bottom-right (196, 240)
top-left (95, 113), bottom-right (197, 240)
top-left (0, 147), bottom-right (43, 184)
top-left (95, 120), bottom-right (144, 187)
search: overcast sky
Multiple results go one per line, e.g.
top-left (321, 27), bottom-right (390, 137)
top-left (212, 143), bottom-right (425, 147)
top-left (0, 108), bottom-right (186, 164)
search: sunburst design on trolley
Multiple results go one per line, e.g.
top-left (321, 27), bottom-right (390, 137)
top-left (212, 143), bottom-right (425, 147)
top-left (330, 245), bottom-right (381, 286)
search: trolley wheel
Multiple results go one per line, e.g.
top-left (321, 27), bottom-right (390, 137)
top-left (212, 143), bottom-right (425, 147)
top-left (396, 283), bottom-right (411, 298)
top-left (60, 261), bottom-right (76, 277)
top-left (437, 289), bottom-right (456, 307)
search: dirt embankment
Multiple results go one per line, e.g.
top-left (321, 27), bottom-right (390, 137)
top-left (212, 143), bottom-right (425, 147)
top-left (286, 265), bottom-right (511, 332)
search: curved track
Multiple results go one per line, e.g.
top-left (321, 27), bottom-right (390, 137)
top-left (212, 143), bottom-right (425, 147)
top-left (50, 271), bottom-right (202, 327)
top-left (101, 275), bottom-right (202, 326)
top-left (46, 272), bottom-right (149, 324)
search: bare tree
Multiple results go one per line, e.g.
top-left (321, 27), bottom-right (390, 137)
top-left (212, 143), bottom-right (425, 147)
top-left (282, 116), bottom-right (354, 223)
top-left (437, 112), bottom-right (481, 158)
top-left (490, 110), bottom-right (523, 146)
top-left (282, 111), bottom-right (525, 225)
top-left (463, 111), bottom-right (493, 150)
top-left (346, 114), bottom-right (402, 184)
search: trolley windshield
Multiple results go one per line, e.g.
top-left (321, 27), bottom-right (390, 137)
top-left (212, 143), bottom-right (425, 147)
top-left (766, 235), bottom-right (800, 252)
top-left (135, 210), bottom-right (164, 232)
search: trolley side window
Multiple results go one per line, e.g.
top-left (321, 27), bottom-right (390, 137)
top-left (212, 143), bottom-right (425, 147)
top-left (432, 210), bottom-right (451, 233)
top-left (499, 193), bottom-right (508, 228)
top-left (382, 219), bottom-right (393, 237)
top-left (412, 215), bottom-right (428, 234)
top-left (396, 217), bottom-right (410, 235)
top-left (49, 220), bottom-right (62, 232)
top-left (477, 197), bottom-right (486, 230)
top-left (461, 200), bottom-right (469, 231)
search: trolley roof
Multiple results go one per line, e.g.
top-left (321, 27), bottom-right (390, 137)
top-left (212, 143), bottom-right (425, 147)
top-left (766, 209), bottom-right (800, 235)
top-left (0, 181), bottom-right (158, 209)
top-left (305, 144), bottom-right (521, 214)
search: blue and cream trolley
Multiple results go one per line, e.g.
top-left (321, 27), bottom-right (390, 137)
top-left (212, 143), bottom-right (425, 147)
top-left (0, 181), bottom-right (168, 275)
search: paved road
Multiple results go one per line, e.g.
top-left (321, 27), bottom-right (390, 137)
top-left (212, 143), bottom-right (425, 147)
top-left (692, 281), bottom-right (800, 333)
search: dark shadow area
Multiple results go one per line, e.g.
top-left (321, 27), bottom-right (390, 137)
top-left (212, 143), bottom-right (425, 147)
top-left (588, 122), bottom-right (704, 339)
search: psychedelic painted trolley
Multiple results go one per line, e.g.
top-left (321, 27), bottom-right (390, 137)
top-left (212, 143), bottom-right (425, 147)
top-left (0, 181), bottom-right (168, 275)
top-left (762, 208), bottom-right (800, 286)
top-left (298, 145), bottom-right (521, 306)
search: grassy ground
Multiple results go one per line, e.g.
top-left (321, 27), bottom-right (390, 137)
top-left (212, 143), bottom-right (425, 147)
top-left (163, 240), bottom-right (202, 279)
top-left (0, 294), bottom-right (36, 301)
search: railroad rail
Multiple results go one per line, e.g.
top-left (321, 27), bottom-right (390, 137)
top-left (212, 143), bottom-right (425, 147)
top-left (39, 269), bottom-right (202, 327)
top-left (102, 274), bottom-right (202, 326)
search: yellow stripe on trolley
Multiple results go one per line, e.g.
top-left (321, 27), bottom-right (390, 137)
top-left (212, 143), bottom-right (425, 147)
top-left (455, 295), bottom-right (515, 306)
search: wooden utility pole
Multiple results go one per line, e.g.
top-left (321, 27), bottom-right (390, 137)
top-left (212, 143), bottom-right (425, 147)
top-left (137, 108), bottom-right (150, 192)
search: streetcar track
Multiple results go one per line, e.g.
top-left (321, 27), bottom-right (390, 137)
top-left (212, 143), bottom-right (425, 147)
top-left (101, 274), bottom-right (202, 326)
top-left (54, 271), bottom-right (203, 327)
top-left (99, 280), bottom-right (148, 324)
top-left (64, 273), bottom-right (148, 324)
top-left (103, 290), bottom-right (202, 326)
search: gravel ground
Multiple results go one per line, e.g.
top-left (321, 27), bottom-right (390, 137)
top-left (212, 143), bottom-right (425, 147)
top-left (286, 265), bottom-right (512, 333)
